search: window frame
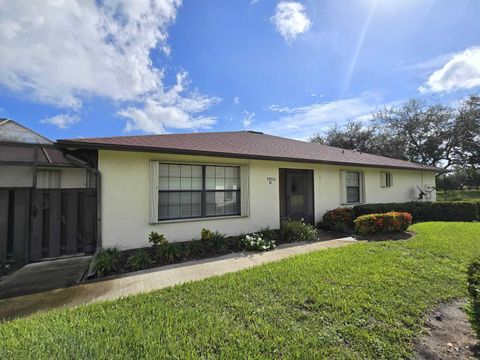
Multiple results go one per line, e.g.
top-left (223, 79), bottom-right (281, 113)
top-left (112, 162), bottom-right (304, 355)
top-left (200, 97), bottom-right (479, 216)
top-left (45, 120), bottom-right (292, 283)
top-left (156, 163), bottom-right (241, 221)
top-left (340, 170), bottom-right (364, 205)
top-left (36, 169), bottom-right (61, 189)
top-left (380, 171), bottom-right (393, 188)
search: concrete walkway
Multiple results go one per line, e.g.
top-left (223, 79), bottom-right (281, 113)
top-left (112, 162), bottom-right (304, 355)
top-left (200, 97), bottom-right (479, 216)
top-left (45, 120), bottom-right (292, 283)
top-left (0, 236), bottom-right (356, 321)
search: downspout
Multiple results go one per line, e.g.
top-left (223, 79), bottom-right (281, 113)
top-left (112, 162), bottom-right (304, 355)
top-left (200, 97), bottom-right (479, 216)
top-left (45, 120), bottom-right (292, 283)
top-left (64, 154), bottom-right (102, 250)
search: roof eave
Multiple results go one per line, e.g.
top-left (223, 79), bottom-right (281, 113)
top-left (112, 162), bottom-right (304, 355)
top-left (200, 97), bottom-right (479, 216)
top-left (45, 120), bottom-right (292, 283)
top-left (57, 140), bottom-right (440, 172)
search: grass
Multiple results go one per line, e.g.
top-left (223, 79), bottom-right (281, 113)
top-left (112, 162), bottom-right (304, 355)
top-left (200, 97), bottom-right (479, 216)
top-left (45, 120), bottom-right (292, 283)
top-left (437, 189), bottom-right (480, 201)
top-left (1, 222), bottom-right (480, 359)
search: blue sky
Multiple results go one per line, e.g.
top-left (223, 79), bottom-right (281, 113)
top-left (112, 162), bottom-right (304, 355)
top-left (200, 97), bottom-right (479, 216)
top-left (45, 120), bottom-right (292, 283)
top-left (0, 0), bottom-right (479, 140)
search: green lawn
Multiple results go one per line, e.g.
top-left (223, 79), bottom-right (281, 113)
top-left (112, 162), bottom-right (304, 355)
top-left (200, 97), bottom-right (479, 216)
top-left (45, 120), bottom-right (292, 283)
top-left (437, 189), bottom-right (480, 201)
top-left (1, 223), bottom-right (480, 359)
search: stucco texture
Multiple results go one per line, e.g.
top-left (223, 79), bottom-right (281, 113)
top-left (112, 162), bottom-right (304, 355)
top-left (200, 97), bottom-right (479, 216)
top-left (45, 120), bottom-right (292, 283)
top-left (98, 150), bottom-right (436, 249)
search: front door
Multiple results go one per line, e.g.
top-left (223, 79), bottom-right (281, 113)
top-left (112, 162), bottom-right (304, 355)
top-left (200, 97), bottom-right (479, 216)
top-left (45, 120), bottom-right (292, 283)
top-left (286, 171), bottom-right (307, 220)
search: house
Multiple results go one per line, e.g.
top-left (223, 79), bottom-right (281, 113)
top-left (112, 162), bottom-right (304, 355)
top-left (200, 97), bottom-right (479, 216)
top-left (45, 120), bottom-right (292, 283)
top-left (57, 130), bottom-right (438, 251)
top-left (0, 120), bottom-right (97, 262)
top-left (0, 119), bottom-right (91, 189)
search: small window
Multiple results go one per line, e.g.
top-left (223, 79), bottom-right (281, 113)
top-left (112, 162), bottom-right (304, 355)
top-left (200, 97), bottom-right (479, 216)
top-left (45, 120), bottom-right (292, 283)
top-left (36, 170), bottom-right (61, 189)
top-left (345, 171), bottom-right (361, 203)
top-left (381, 172), bottom-right (393, 188)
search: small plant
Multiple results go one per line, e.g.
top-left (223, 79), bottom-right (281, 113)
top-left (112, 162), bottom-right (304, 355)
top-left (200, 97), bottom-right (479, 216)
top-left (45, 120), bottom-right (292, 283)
top-left (241, 233), bottom-right (276, 251)
top-left (320, 208), bottom-right (354, 232)
top-left (354, 212), bottom-right (412, 235)
top-left (280, 219), bottom-right (318, 243)
top-left (126, 249), bottom-right (152, 272)
top-left (159, 243), bottom-right (180, 263)
top-left (257, 227), bottom-right (277, 241)
top-left (200, 228), bottom-right (214, 241)
top-left (148, 231), bottom-right (178, 262)
top-left (200, 228), bottom-right (226, 252)
top-left (94, 247), bottom-right (121, 276)
top-left (148, 231), bottom-right (167, 247)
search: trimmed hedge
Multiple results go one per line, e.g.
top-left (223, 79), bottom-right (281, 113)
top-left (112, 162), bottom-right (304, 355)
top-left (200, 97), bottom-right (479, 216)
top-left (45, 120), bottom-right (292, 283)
top-left (320, 207), bottom-right (354, 232)
top-left (467, 258), bottom-right (480, 330)
top-left (353, 201), bottom-right (479, 222)
top-left (354, 212), bottom-right (412, 235)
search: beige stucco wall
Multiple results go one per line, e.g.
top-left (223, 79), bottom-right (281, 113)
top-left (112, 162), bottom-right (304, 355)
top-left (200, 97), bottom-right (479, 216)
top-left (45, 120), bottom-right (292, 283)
top-left (99, 150), bottom-right (437, 249)
top-left (0, 165), bottom-right (87, 188)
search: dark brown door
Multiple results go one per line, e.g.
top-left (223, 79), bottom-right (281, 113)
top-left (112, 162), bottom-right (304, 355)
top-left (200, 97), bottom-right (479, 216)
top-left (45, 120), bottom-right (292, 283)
top-left (286, 172), bottom-right (307, 220)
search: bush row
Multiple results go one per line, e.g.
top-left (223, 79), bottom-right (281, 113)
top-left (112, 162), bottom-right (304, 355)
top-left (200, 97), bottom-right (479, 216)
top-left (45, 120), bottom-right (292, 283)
top-left (468, 258), bottom-right (480, 331)
top-left (94, 220), bottom-right (318, 277)
top-left (353, 201), bottom-right (479, 222)
top-left (354, 212), bottom-right (412, 235)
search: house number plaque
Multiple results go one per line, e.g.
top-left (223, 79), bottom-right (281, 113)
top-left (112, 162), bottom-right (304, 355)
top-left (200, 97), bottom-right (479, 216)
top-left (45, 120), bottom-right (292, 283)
top-left (267, 177), bottom-right (276, 184)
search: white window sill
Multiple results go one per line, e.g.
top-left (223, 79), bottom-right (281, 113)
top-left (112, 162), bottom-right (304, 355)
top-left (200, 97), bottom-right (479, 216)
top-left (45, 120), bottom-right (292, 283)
top-left (150, 215), bottom-right (248, 225)
top-left (340, 202), bottom-right (365, 206)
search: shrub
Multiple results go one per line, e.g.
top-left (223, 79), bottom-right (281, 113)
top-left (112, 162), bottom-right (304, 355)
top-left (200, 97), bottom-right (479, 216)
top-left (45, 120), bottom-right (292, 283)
top-left (468, 258), bottom-right (480, 329)
top-left (241, 233), bottom-right (276, 251)
top-left (431, 202), bottom-right (479, 221)
top-left (94, 247), bottom-right (122, 276)
top-left (147, 232), bottom-right (180, 263)
top-left (200, 228), bottom-right (227, 252)
top-left (321, 208), bottom-right (354, 232)
top-left (354, 212), bottom-right (412, 235)
top-left (126, 249), bottom-right (152, 272)
top-left (279, 219), bottom-right (318, 243)
top-left (353, 201), bottom-right (478, 223)
top-left (257, 227), bottom-right (277, 241)
top-left (468, 259), bottom-right (480, 303)
top-left (161, 244), bottom-right (180, 263)
top-left (148, 231), bottom-right (167, 247)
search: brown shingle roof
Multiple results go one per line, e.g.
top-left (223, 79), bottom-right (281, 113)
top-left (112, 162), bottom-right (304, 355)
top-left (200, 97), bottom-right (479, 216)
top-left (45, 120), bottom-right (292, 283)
top-left (58, 131), bottom-right (439, 172)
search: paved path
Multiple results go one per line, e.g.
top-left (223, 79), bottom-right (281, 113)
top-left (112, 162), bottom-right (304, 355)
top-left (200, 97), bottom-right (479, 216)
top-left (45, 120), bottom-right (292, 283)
top-left (0, 256), bottom-right (91, 299)
top-left (0, 237), bottom-right (356, 321)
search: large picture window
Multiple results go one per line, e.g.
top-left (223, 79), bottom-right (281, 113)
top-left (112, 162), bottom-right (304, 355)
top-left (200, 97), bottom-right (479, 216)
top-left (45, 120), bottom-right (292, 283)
top-left (157, 164), bottom-right (241, 220)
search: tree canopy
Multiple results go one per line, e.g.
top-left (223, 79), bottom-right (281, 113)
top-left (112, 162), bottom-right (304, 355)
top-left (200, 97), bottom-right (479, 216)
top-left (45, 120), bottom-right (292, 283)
top-left (310, 95), bottom-right (480, 171)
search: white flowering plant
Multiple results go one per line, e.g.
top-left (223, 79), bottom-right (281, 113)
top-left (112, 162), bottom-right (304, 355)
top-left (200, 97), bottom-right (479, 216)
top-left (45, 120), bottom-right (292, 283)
top-left (279, 218), bottom-right (318, 243)
top-left (241, 233), bottom-right (276, 252)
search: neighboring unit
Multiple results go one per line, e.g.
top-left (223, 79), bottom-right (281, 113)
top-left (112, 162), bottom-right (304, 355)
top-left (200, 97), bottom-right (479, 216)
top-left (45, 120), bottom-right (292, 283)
top-left (0, 120), bottom-right (97, 262)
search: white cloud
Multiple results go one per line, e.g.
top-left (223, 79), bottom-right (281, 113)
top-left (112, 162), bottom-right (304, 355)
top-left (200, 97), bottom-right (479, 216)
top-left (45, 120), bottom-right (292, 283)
top-left (270, 1), bottom-right (312, 42)
top-left (242, 111), bottom-right (255, 128)
top-left (118, 71), bottom-right (220, 133)
top-left (261, 93), bottom-right (388, 139)
top-left (419, 46), bottom-right (480, 93)
top-left (0, 0), bottom-right (220, 133)
top-left (233, 96), bottom-right (240, 105)
top-left (40, 114), bottom-right (80, 129)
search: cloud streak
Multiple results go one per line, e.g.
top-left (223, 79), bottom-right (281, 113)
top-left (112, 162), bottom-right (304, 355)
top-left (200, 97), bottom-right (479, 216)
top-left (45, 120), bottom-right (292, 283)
top-left (261, 93), bottom-right (390, 139)
top-left (40, 114), bottom-right (80, 129)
